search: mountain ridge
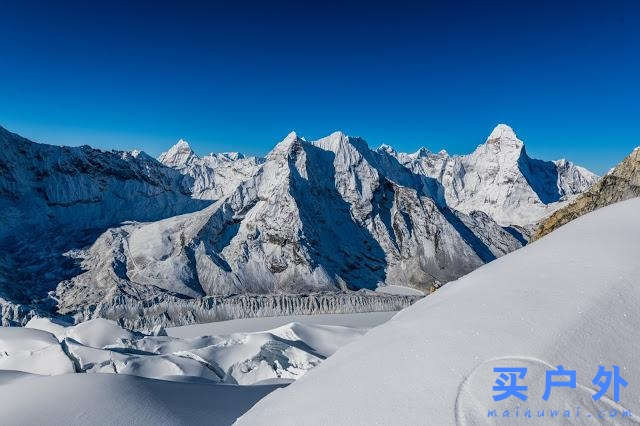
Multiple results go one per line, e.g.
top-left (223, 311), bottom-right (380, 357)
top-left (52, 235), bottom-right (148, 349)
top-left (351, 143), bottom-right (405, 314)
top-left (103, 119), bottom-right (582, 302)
top-left (0, 123), bottom-right (598, 328)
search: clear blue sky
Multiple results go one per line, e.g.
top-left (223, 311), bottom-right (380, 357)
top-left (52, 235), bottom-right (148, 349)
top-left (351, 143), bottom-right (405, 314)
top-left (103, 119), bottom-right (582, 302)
top-left (1, 1), bottom-right (638, 174)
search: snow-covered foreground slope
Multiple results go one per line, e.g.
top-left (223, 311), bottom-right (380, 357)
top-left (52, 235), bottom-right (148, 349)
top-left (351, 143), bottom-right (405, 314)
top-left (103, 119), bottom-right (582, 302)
top-left (0, 313), bottom-right (391, 425)
top-left (238, 198), bottom-right (640, 425)
top-left (0, 372), bottom-right (282, 426)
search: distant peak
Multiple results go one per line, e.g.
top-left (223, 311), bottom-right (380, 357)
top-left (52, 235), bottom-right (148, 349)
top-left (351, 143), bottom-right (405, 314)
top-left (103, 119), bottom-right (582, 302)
top-left (378, 144), bottom-right (396, 155)
top-left (487, 124), bottom-right (518, 142)
top-left (414, 147), bottom-right (431, 157)
top-left (174, 139), bottom-right (191, 150)
top-left (158, 138), bottom-right (196, 165)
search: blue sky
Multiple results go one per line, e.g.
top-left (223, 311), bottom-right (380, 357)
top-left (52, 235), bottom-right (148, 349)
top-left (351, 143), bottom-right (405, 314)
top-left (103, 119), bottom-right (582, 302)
top-left (1, 1), bottom-right (638, 174)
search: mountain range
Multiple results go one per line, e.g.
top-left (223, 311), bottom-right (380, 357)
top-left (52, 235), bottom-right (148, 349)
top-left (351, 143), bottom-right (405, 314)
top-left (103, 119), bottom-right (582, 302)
top-left (0, 124), bottom-right (598, 328)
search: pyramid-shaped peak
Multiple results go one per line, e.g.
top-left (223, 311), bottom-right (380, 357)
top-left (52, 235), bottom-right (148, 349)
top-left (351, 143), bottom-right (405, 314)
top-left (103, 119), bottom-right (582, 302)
top-left (487, 124), bottom-right (518, 142)
top-left (175, 139), bottom-right (191, 149)
top-left (313, 131), bottom-right (369, 153)
top-left (158, 138), bottom-right (197, 165)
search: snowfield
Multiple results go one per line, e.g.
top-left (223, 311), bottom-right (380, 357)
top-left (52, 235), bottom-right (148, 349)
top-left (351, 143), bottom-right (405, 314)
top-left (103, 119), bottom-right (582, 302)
top-left (0, 312), bottom-right (390, 424)
top-left (0, 372), bottom-right (282, 426)
top-left (238, 198), bottom-right (640, 425)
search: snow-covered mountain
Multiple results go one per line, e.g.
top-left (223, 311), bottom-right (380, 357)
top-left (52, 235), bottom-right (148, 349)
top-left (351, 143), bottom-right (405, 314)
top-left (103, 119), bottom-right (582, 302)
top-left (238, 197), bottom-right (640, 425)
top-left (54, 131), bottom-right (526, 327)
top-left (158, 139), bottom-right (263, 200)
top-left (535, 146), bottom-right (640, 239)
top-left (0, 125), bottom-right (210, 324)
top-left (0, 124), bottom-right (597, 328)
top-left (384, 124), bottom-right (598, 227)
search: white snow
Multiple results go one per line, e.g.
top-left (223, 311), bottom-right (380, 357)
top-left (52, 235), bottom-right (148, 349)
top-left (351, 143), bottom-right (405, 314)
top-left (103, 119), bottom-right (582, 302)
top-left (0, 312), bottom-right (396, 424)
top-left (392, 124), bottom-right (599, 226)
top-left (5, 315), bottom-right (380, 385)
top-left (0, 327), bottom-right (74, 375)
top-left (158, 138), bottom-right (263, 201)
top-left (0, 372), bottom-right (282, 426)
top-left (238, 198), bottom-right (640, 425)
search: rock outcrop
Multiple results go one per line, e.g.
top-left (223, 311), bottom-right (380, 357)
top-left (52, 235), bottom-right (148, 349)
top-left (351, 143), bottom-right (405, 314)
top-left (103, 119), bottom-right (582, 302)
top-left (534, 147), bottom-right (640, 240)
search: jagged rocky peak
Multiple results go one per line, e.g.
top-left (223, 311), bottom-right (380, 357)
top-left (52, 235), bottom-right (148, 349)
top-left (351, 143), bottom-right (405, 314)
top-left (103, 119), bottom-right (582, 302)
top-left (414, 147), bottom-right (432, 157)
top-left (210, 152), bottom-right (245, 161)
top-left (486, 123), bottom-right (518, 142)
top-left (267, 131), bottom-right (303, 158)
top-left (313, 131), bottom-right (369, 153)
top-left (158, 138), bottom-right (196, 166)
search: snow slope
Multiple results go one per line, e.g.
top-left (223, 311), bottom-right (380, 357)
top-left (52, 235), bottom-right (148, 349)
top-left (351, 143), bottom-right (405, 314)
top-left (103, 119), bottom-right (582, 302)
top-left (238, 197), bottom-right (640, 425)
top-left (0, 372), bottom-right (282, 426)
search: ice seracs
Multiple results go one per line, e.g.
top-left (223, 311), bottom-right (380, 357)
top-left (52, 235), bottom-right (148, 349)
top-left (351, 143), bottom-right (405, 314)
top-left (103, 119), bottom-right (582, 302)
top-left (2, 316), bottom-right (370, 385)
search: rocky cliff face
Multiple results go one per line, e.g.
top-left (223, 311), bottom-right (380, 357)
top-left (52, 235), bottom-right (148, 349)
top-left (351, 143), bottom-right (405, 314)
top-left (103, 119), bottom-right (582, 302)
top-left (534, 147), bottom-right (640, 240)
